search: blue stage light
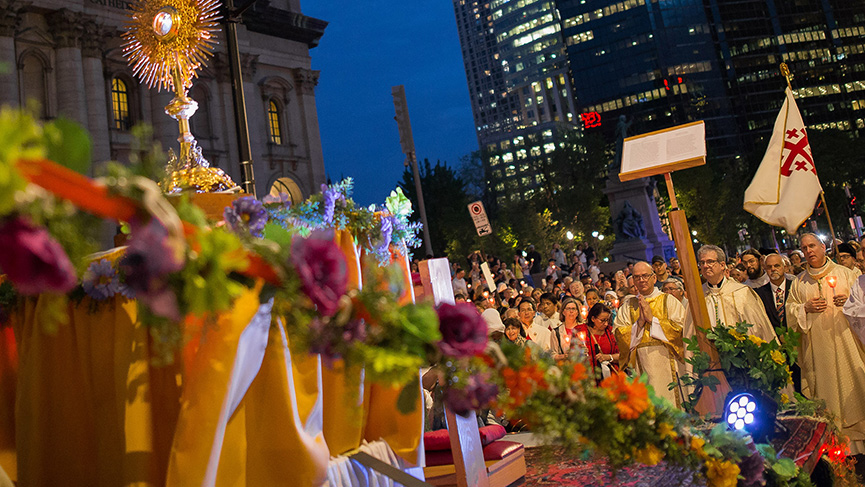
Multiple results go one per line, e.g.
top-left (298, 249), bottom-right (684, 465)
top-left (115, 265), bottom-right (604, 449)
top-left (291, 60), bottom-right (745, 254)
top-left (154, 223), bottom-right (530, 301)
top-left (724, 391), bottom-right (776, 442)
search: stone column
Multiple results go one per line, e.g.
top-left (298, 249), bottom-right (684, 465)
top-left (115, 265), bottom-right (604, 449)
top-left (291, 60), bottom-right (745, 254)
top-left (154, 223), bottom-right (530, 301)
top-left (48, 10), bottom-right (88, 126)
top-left (81, 19), bottom-right (111, 166)
top-left (292, 67), bottom-right (325, 189)
top-left (0, 0), bottom-right (22, 108)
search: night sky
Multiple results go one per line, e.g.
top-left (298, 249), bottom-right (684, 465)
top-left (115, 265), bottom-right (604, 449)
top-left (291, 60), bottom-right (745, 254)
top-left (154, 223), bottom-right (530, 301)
top-left (303, 1), bottom-right (478, 206)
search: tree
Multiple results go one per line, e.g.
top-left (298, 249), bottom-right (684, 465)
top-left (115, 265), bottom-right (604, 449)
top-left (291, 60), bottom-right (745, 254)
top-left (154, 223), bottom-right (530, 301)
top-left (399, 159), bottom-right (475, 258)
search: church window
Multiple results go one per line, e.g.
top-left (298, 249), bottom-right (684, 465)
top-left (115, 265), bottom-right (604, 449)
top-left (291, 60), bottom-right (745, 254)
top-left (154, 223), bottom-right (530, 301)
top-left (268, 100), bottom-right (283, 144)
top-left (111, 78), bottom-right (131, 130)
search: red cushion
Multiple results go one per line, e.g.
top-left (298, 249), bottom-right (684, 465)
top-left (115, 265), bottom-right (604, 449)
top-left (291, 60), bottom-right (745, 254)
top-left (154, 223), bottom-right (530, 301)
top-left (424, 440), bottom-right (524, 467)
top-left (479, 424), bottom-right (506, 445)
top-left (423, 429), bottom-right (452, 452)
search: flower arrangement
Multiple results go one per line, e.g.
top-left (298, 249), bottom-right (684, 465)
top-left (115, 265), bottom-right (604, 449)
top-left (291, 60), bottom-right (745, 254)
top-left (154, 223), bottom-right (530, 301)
top-left (679, 321), bottom-right (799, 411)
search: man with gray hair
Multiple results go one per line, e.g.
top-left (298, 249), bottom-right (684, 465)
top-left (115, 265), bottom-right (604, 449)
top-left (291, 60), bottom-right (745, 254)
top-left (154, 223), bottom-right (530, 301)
top-left (697, 244), bottom-right (778, 343)
top-left (661, 278), bottom-right (687, 308)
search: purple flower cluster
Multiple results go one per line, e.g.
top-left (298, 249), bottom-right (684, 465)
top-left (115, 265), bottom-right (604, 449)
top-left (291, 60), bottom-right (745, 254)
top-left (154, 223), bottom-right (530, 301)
top-left (82, 259), bottom-right (122, 300)
top-left (120, 219), bottom-right (184, 321)
top-left (290, 232), bottom-right (348, 316)
top-left (224, 196), bottom-right (268, 237)
top-left (321, 184), bottom-right (346, 224)
top-left (436, 302), bottom-right (488, 358)
top-left (262, 192), bottom-right (291, 208)
top-left (0, 216), bottom-right (77, 295)
top-left (308, 317), bottom-right (367, 366)
top-left (443, 372), bottom-right (499, 417)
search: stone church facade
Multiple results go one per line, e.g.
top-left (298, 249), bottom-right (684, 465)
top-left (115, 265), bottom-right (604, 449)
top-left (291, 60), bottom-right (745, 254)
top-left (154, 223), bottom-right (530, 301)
top-left (0, 0), bottom-right (327, 202)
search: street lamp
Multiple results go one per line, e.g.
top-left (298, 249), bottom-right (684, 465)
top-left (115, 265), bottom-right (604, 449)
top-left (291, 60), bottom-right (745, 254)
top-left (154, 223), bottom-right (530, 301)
top-left (591, 231), bottom-right (599, 238)
top-left (691, 230), bottom-right (697, 236)
top-left (598, 234), bottom-right (605, 241)
top-left (566, 231), bottom-right (574, 240)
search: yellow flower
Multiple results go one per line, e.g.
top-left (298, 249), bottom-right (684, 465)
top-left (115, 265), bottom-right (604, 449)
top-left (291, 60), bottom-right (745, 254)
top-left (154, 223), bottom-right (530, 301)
top-left (729, 329), bottom-right (746, 341)
top-left (706, 458), bottom-right (740, 487)
top-left (771, 350), bottom-right (785, 364)
top-left (690, 436), bottom-right (709, 460)
top-left (781, 393), bottom-right (790, 404)
top-left (658, 422), bottom-right (677, 440)
top-left (634, 445), bottom-right (665, 466)
top-left (748, 335), bottom-right (765, 345)
top-left (787, 367), bottom-right (793, 385)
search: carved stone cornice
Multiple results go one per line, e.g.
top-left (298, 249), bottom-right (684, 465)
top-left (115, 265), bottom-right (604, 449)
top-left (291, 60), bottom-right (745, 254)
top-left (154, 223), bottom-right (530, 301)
top-left (0, 0), bottom-right (27, 38)
top-left (81, 19), bottom-right (110, 59)
top-left (241, 53), bottom-right (258, 80)
top-left (292, 68), bottom-right (319, 96)
top-left (48, 10), bottom-right (84, 49)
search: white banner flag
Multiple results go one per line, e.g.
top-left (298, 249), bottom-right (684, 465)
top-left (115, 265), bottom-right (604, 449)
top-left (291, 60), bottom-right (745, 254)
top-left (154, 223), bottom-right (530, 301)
top-left (744, 87), bottom-right (822, 234)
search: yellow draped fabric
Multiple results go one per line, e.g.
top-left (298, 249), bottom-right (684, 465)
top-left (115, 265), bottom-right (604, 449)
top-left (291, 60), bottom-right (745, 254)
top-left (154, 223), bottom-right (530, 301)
top-left (321, 229), bottom-right (369, 456)
top-left (12, 247), bottom-right (180, 486)
top-left (362, 248), bottom-right (423, 465)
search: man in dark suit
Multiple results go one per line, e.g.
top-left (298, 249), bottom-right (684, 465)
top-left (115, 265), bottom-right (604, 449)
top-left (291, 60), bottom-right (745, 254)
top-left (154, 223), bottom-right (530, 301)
top-left (755, 253), bottom-right (800, 391)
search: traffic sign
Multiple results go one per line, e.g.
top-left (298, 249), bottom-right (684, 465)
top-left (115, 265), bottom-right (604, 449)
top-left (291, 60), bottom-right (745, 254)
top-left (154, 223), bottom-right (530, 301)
top-left (468, 201), bottom-right (492, 237)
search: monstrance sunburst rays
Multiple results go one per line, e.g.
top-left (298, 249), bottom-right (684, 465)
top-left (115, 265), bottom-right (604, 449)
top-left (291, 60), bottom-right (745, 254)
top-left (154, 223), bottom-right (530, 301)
top-left (122, 0), bottom-right (237, 193)
top-left (122, 0), bottom-right (221, 92)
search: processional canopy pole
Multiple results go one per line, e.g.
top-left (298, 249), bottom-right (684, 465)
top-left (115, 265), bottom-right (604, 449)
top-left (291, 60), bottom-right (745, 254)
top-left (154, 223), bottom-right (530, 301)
top-left (122, 0), bottom-right (240, 194)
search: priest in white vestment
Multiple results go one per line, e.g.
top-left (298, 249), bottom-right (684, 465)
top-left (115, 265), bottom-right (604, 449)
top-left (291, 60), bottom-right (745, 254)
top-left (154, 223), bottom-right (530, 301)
top-left (788, 233), bottom-right (865, 455)
top-left (613, 262), bottom-right (688, 408)
top-left (697, 245), bottom-right (779, 343)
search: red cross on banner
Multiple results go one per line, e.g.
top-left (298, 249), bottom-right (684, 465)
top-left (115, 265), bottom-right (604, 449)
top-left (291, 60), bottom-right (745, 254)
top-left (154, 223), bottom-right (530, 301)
top-left (780, 128), bottom-right (816, 177)
top-left (744, 87), bottom-right (823, 233)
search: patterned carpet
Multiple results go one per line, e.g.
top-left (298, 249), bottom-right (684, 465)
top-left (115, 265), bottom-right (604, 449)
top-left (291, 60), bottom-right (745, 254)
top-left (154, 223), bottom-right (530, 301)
top-left (523, 447), bottom-right (704, 487)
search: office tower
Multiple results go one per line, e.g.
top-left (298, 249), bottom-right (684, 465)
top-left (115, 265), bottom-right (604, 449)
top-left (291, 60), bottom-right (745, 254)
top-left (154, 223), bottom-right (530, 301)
top-left (453, 0), bottom-right (581, 206)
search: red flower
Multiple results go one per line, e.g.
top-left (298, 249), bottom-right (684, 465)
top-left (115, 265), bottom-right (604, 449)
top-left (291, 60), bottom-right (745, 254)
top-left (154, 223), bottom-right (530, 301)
top-left (437, 302), bottom-right (488, 358)
top-left (290, 233), bottom-right (348, 316)
top-left (0, 217), bottom-right (76, 295)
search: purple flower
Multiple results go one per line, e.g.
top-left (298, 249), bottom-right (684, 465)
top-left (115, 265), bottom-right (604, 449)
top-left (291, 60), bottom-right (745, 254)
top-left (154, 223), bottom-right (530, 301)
top-left (262, 192), bottom-right (292, 208)
top-left (120, 219), bottom-right (184, 321)
top-left (309, 318), bottom-right (367, 366)
top-left (321, 184), bottom-right (346, 224)
top-left (0, 216), bottom-right (77, 295)
top-left (224, 196), bottom-right (268, 237)
top-left (437, 302), bottom-right (488, 358)
top-left (739, 438), bottom-right (766, 487)
top-left (82, 259), bottom-right (121, 300)
top-left (444, 372), bottom-right (499, 416)
top-left (290, 233), bottom-right (348, 316)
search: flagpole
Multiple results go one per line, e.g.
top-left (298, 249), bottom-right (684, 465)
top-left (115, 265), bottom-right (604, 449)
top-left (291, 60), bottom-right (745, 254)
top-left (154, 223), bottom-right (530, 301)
top-left (780, 63), bottom-right (838, 251)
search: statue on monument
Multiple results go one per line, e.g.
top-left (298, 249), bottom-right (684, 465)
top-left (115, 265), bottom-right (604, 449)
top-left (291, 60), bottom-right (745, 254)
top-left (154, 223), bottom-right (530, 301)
top-left (614, 201), bottom-right (646, 240)
top-left (608, 115), bottom-right (633, 173)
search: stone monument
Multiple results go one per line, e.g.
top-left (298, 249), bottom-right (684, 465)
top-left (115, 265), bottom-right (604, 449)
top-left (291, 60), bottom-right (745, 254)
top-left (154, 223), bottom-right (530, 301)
top-left (604, 117), bottom-right (675, 263)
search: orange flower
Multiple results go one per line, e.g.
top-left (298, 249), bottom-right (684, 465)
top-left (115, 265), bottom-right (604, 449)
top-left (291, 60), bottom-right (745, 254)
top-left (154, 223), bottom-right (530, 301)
top-left (601, 371), bottom-right (650, 420)
top-left (570, 362), bottom-right (587, 383)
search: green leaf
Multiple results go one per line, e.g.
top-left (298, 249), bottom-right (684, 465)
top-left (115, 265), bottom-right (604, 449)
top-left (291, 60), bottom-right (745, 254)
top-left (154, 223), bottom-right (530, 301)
top-left (263, 222), bottom-right (292, 247)
top-left (772, 458), bottom-right (799, 479)
top-left (396, 381), bottom-right (420, 414)
top-left (385, 187), bottom-right (413, 217)
top-left (43, 118), bottom-right (91, 175)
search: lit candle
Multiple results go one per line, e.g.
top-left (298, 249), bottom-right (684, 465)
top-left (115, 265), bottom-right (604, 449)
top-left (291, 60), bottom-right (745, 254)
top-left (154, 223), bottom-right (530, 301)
top-left (827, 276), bottom-right (837, 296)
top-left (581, 305), bottom-right (588, 319)
top-left (578, 331), bottom-right (587, 343)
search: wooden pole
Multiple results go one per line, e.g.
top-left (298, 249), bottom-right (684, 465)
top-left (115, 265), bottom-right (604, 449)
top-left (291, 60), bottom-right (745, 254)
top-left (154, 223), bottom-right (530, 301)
top-left (665, 173), bottom-right (731, 415)
top-left (780, 63), bottom-right (837, 250)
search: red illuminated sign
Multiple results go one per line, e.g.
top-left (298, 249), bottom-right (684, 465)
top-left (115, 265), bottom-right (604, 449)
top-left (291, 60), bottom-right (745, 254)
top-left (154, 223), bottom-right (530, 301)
top-left (581, 111), bottom-right (601, 128)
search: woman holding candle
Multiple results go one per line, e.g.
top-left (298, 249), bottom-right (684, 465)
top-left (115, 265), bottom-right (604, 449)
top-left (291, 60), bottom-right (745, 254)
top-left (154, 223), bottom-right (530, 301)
top-left (575, 302), bottom-right (619, 383)
top-left (550, 297), bottom-right (582, 360)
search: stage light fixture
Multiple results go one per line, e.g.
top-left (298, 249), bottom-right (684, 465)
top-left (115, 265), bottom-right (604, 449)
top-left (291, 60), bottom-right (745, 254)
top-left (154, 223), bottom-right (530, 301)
top-left (724, 391), bottom-right (777, 442)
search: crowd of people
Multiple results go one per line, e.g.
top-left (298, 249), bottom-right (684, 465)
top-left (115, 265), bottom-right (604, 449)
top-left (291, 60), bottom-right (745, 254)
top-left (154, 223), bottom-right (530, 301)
top-left (441, 234), bottom-right (865, 455)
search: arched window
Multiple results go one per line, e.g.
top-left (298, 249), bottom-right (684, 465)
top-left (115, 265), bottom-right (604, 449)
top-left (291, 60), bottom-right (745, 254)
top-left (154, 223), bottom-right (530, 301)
top-left (267, 99), bottom-right (282, 144)
top-left (269, 177), bottom-right (303, 204)
top-left (111, 77), bottom-right (131, 130)
top-left (19, 52), bottom-right (48, 118)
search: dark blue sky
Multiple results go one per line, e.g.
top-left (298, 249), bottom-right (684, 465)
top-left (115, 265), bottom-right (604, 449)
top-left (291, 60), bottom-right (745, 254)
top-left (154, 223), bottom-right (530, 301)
top-left (303, 2), bottom-right (478, 206)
